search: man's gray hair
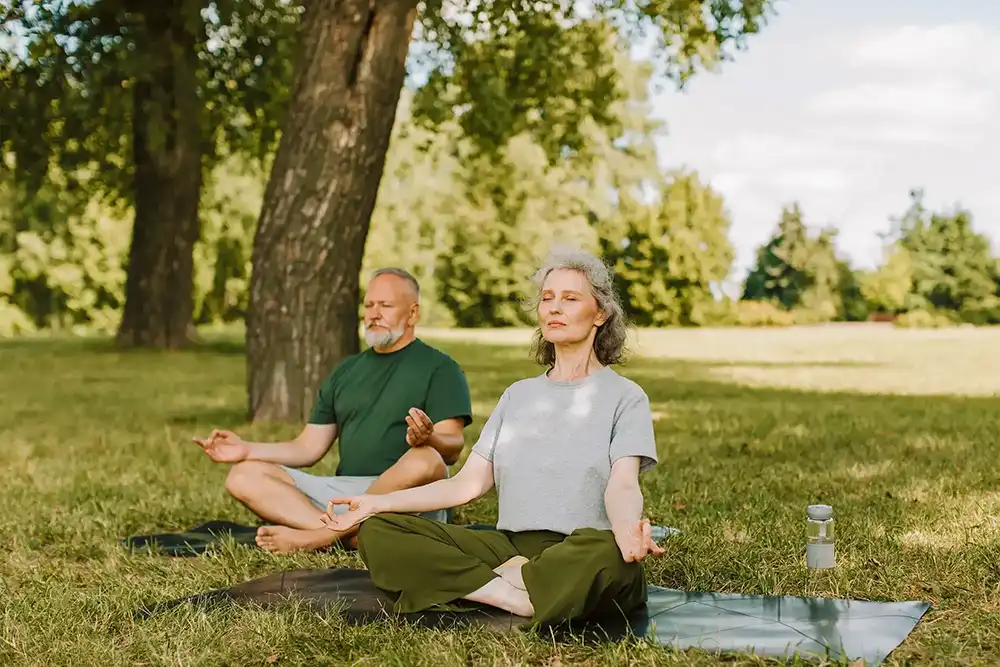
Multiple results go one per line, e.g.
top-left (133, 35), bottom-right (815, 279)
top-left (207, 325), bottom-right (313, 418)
top-left (370, 267), bottom-right (420, 303)
top-left (523, 248), bottom-right (631, 367)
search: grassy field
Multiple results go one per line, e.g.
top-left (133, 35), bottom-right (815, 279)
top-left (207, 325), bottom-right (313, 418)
top-left (1, 324), bottom-right (999, 666)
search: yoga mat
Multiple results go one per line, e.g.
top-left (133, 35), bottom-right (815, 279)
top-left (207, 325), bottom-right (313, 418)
top-left (138, 567), bottom-right (928, 665)
top-left (121, 521), bottom-right (681, 557)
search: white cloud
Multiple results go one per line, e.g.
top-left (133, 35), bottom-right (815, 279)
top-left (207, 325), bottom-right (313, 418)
top-left (711, 133), bottom-right (863, 170)
top-left (768, 168), bottom-right (852, 193)
top-left (848, 23), bottom-right (1000, 77)
top-left (807, 80), bottom-right (995, 126)
top-left (649, 7), bottom-right (1000, 281)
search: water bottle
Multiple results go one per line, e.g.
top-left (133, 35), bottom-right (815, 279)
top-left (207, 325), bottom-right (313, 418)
top-left (806, 504), bottom-right (835, 569)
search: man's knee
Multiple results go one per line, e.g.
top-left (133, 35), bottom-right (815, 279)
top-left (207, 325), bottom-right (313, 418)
top-left (225, 460), bottom-right (281, 500)
top-left (401, 446), bottom-right (448, 485)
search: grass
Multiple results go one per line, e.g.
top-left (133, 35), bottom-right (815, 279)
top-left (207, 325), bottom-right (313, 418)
top-left (2, 323), bottom-right (999, 666)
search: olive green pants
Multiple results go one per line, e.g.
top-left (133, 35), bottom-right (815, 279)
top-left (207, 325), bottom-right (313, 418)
top-left (356, 513), bottom-right (647, 627)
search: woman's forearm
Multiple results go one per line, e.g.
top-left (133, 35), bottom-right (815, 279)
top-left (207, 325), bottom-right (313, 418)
top-left (604, 480), bottom-right (644, 530)
top-left (371, 475), bottom-right (481, 515)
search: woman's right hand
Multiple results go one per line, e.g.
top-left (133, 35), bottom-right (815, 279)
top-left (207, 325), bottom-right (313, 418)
top-left (322, 494), bottom-right (382, 532)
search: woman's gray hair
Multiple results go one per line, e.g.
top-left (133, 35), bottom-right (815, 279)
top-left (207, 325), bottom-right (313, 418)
top-left (524, 248), bottom-right (632, 367)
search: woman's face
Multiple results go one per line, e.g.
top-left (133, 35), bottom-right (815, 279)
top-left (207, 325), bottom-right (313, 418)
top-left (537, 268), bottom-right (606, 344)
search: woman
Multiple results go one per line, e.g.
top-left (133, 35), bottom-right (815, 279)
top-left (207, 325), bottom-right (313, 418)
top-left (322, 249), bottom-right (664, 626)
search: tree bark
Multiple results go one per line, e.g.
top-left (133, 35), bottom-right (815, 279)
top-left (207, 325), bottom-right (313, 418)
top-left (246, 0), bottom-right (418, 422)
top-left (115, 0), bottom-right (202, 348)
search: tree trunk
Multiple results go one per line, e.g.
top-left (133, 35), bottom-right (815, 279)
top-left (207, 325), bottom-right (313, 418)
top-left (115, 0), bottom-right (202, 348)
top-left (246, 0), bottom-right (418, 422)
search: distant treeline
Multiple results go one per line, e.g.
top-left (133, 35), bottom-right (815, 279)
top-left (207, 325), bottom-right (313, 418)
top-left (3, 95), bottom-right (997, 337)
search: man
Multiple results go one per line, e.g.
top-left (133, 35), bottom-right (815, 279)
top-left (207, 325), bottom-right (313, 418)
top-left (192, 267), bottom-right (473, 553)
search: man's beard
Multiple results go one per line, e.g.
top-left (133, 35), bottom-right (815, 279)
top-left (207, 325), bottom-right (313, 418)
top-left (365, 323), bottom-right (404, 350)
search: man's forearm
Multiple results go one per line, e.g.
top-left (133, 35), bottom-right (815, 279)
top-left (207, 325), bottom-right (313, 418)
top-left (423, 431), bottom-right (464, 464)
top-left (245, 441), bottom-right (320, 468)
top-left (605, 481), bottom-right (644, 531)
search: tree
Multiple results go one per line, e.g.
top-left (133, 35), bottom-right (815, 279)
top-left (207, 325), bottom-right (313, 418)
top-left (607, 170), bottom-right (734, 326)
top-left (888, 189), bottom-right (999, 322)
top-left (741, 203), bottom-right (846, 319)
top-left (361, 93), bottom-right (464, 327)
top-left (1, 0), bottom-right (299, 348)
top-left (742, 203), bottom-right (814, 308)
top-left (859, 245), bottom-right (913, 315)
top-left (435, 133), bottom-right (601, 327)
top-left (247, 0), bottom-right (777, 421)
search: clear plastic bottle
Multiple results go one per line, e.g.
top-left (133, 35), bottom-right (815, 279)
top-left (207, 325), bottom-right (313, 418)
top-left (806, 504), bottom-right (835, 569)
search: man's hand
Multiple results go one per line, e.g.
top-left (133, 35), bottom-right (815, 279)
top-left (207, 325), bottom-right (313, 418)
top-left (322, 494), bottom-right (383, 532)
top-left (192, 429), bottom-right (250, 464)
top-left (612, 517), bottom-right (666, 563)
top-left (405, 407), bottom-right (434, 447)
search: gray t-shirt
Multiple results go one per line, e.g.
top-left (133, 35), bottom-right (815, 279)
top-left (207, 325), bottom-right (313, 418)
top-left (471, 365), bottom-right (658, 535)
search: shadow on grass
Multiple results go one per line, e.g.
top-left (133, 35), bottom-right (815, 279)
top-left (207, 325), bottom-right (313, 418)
top-left (166, 406), bottom-right (249, 428)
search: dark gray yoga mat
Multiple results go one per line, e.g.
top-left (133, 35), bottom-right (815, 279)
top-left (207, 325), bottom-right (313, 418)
top-left (138, 567), bottom-right (928, 664)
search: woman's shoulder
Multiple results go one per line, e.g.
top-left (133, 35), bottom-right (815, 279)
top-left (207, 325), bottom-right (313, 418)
top-left (599, 366), bottom-right (649, 394)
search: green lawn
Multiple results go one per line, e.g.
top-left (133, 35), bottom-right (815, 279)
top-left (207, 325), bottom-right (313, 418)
top-left (2, 324), bottom-right (999, 666)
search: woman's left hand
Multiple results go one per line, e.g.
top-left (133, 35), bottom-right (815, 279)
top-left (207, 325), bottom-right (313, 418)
top-left (613, 518), bottom-right (666, 562)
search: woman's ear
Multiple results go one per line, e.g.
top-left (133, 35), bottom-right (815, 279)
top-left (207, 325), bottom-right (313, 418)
top-left (595, 310), bottom-right (607, 327)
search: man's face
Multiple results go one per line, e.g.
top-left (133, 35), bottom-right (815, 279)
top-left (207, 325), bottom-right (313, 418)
top-left (363, 274), bottom-right (417, 350)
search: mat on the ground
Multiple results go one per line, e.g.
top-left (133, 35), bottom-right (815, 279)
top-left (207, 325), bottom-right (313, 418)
top-left (137, 566), bottom-right (929, 665)
top-left (120, 521), bottom-right (681, 556)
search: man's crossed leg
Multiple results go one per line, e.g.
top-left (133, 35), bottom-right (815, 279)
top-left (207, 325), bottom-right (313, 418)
top-left (225, 444), bottom-right (449, 553)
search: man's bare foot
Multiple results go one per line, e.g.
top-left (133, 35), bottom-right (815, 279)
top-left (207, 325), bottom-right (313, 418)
top-left (493, 555), bottom-right (528, 590)
top-left (255, 525), bottom-right (340, 554)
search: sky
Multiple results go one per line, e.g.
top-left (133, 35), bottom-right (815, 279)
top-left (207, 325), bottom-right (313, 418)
top-left (647, 0), bottom-right (1000, 288)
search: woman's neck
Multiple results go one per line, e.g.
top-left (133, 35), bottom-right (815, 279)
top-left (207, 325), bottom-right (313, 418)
top-left (549, 341), bottom-right (603, 381)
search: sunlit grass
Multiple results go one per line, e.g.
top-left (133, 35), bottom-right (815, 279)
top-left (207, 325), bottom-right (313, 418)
top-left (1, 324), bottom-right (998, 666)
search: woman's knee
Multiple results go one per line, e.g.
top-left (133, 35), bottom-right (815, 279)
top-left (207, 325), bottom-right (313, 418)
top-left (570, 528), bottom-right (643, 577)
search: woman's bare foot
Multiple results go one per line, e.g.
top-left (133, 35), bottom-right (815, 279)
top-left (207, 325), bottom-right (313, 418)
top-left (493, 555), bottom-right (528, 590)
top-left (464, 577), bottom-right (534, 617)
top-left (255, 525), bottom-right (341, 554)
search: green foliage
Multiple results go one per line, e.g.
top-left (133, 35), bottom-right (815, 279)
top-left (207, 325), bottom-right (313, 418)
top-left (859, 245), bottom-right (913, 315)
top-left (0, 0), bottom-right (301, 202)
top-left (889, 190), bottom-right (1000, 323)
top-left (733, 300), bottom-right (795, 327)
top-left (0, 155), bottom-right (265, 336)
top-left (436, 133), bottom-right (602, 327)
top-left (606, 170), bottom-right (734, 326)
top-left (742, 203), bottom-right (849, 321)
top-left (413, 0), bottom-right (776, 162)
top-left (194, 158), bottom-right (264, 324)
top-left (361, 95), bottom-right (464, 327)
top-left (893, 309), bottom-right (960, 329)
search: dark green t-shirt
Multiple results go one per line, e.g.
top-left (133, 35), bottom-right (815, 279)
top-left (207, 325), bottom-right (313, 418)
top-left (308, 338), bottom-right (473, 476)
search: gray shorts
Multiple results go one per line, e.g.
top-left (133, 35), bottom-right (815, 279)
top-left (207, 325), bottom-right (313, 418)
top-left (280, 466), bottom-right (449, 524)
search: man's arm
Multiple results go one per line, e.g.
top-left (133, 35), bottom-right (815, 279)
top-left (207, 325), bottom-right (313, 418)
top-left (424, 417), bottom-right (465, 465)
top-left (417, 358), bottom-right (473, 465)
top-left (243, 423), bottom-right (338, 468)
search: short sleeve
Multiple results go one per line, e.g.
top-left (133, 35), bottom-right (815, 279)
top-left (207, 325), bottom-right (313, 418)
top-left (307, 361), bottom-right (347, 425)
top-left (424, 358), bottom-right (473, 426)
top-left (610, 387), bottom-right (658, 473)
top-left (471, 389), bottom-right (510, 462)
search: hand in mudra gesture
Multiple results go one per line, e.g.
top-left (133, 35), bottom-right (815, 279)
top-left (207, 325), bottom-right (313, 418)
top-left (405, 407), bottom-right (434, 446)
top-left (613, 517), bottom-right (666, 562)
top-left (322, 494), bottom-right (381, 532)
top-left (192, 429), bottom-right (249, 463)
